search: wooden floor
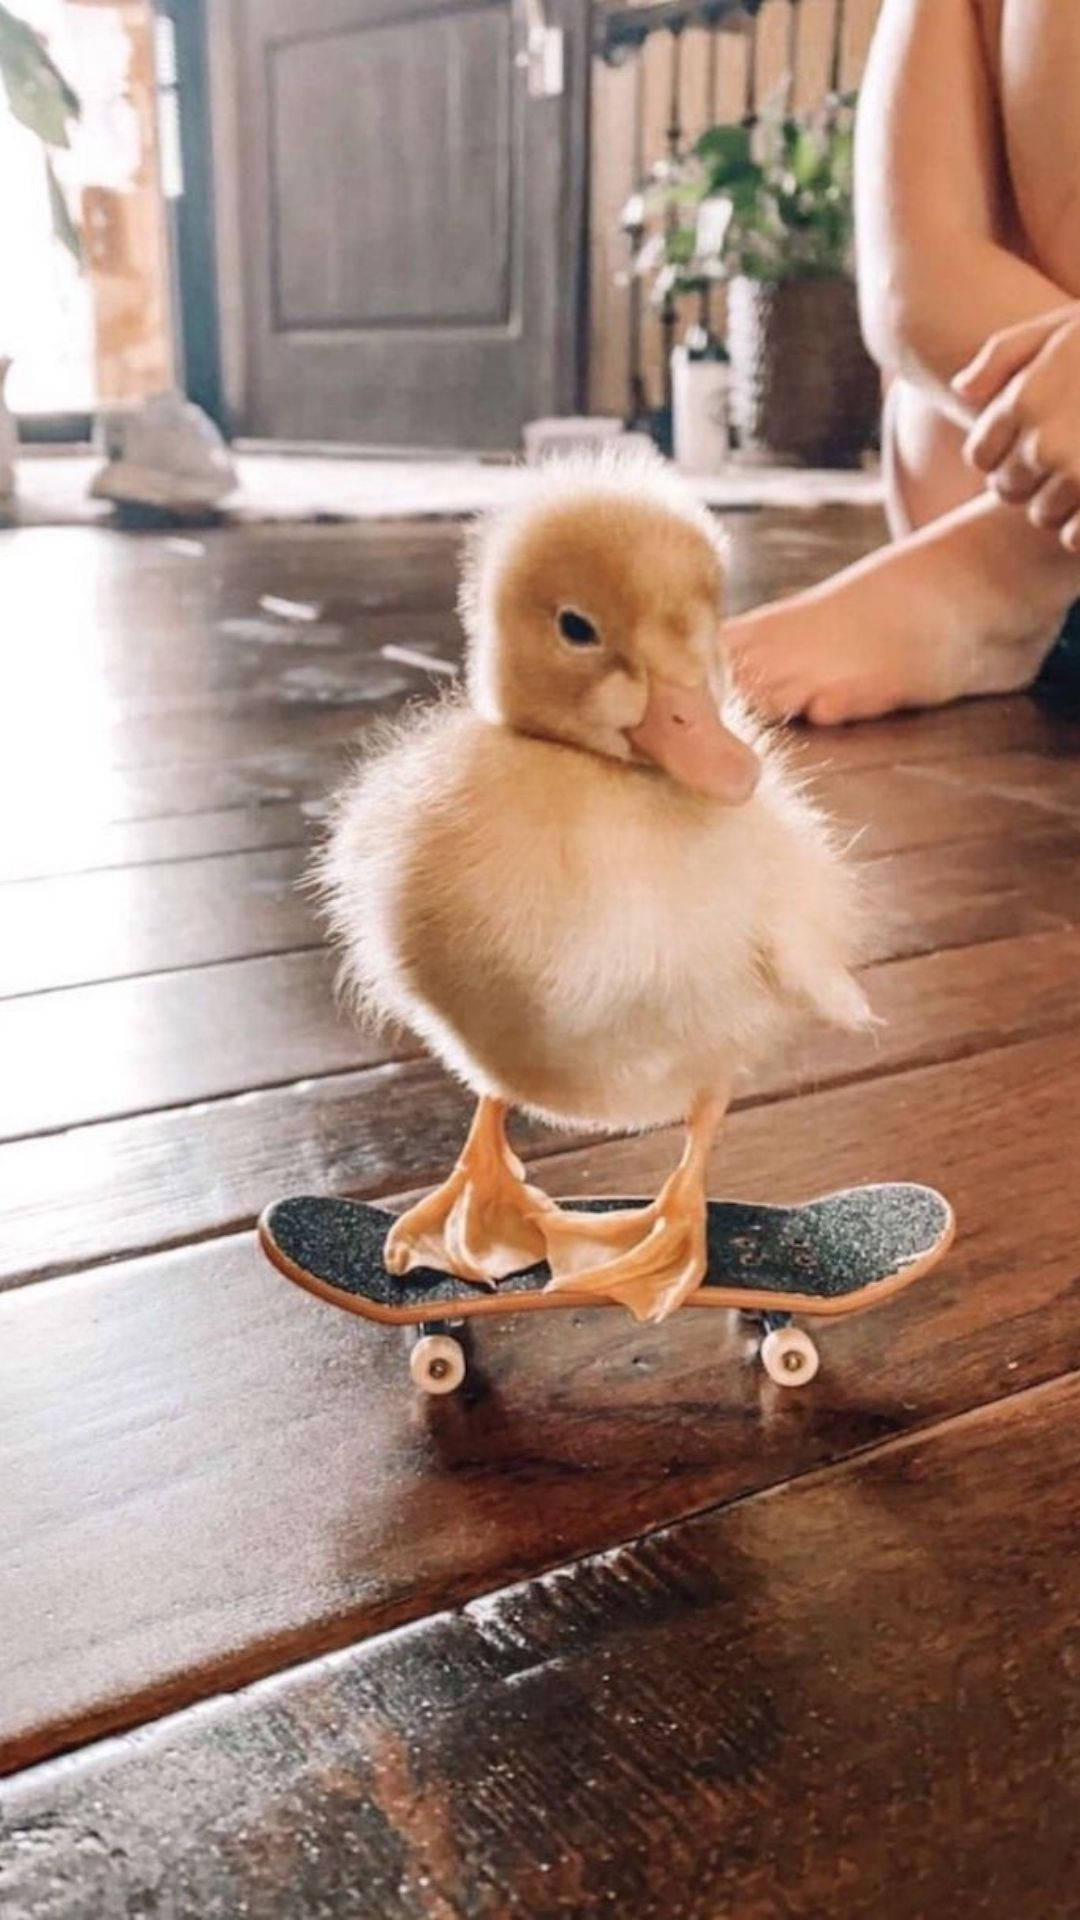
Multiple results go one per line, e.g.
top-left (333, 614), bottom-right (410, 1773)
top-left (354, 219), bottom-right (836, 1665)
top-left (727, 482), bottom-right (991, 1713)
top-left (2, 507), bottom-right (1080, 1918)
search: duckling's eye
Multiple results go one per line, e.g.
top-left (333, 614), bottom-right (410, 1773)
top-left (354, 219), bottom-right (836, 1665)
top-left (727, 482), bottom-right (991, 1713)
top-left (557, 608), bottom-right (600, 647)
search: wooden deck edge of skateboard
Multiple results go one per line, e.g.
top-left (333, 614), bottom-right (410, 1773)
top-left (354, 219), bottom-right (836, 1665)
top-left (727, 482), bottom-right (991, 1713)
top-left (256, 1196), bottom-right (956, 1327)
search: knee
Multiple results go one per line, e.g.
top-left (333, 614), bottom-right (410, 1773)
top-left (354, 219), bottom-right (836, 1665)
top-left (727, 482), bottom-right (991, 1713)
top-left (856, 251), bottom-right (935, 388)
top-left (855, 266), bottom-right (901, 382)
top-left (883, 381), bottom-right (981, 533)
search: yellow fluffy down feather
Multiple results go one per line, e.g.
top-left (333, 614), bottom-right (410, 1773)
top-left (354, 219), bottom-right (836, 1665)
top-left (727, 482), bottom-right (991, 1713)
top-left (317, 447), bottom-right (873, 1139)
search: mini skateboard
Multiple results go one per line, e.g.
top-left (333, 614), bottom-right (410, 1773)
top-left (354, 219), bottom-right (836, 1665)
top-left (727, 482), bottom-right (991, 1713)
top-left (258, 1182), bottom-right (954, 1394)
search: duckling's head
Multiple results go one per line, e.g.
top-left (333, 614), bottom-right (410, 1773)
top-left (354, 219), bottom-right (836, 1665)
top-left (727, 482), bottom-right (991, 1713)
top-left (460, 450), bottom-right (760, 804)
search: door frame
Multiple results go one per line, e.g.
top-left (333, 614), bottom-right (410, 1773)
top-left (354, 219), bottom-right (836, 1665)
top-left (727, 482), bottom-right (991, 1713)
top-left (158, 0), bottom-right (227, 429)
top-left (199, 0), bottom-right (592, 450)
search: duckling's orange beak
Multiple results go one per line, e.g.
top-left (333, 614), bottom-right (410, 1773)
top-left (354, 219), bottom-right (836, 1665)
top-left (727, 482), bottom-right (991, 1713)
top-left (627, 678), bottom-right (760, 804)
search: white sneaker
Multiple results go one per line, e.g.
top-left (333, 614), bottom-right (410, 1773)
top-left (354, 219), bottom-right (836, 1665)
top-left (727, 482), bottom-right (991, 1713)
top-left (91, 390), bottom-right (237, 508)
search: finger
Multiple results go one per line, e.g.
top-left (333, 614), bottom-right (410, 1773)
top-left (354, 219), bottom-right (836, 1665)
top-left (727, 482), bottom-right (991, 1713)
top-left (990, 448), bottom-right (1045, 504)
top-left (1028, 473), bottom-right (1080, 532)
top-left (981, 418), bottom-right (1046, 500)
top-left (994, 425), bottom-right (1049, 503)
top-left (964, 371), bottom-right (1027, 473)
top-left (1061, 511), bottom-right (1080, 555)
top-left (952, 305), bottom-right (1077, 410)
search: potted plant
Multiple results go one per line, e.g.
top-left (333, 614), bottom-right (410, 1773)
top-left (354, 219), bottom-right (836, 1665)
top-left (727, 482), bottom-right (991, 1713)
top-left (629, 91), bottom-right (879, 467)
top-left (0, 1), bottom-right (81, 498)
top-left (696, 92), bottom-right (879, 465)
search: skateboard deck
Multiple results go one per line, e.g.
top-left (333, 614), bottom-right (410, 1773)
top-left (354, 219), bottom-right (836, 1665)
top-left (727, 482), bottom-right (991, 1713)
top-left (258, 1182), bottom-right (954, 1323)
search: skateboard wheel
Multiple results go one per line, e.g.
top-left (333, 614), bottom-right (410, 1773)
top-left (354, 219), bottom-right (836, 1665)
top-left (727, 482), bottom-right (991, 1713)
top-left (760, 1325), bottom-right (819, 1388)
top-left (409, 1333), bottom-right (466, 1395)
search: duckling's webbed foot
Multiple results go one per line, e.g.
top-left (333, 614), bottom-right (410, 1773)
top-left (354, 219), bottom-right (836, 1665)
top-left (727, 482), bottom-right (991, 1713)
top-left (539, 1095), bottom-right (725, 1324)
top-left (541, 1196), bottom-right (708, 1323)
top-left (384, 1096), bottom-right (554, 1286)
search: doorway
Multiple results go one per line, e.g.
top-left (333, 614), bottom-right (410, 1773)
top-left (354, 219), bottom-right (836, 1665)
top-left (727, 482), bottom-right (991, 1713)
top-left (206, 0), bottom-right (591, 451)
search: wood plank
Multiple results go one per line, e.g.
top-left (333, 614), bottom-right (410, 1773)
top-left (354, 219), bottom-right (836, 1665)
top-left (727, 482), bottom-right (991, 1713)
top-left (793, 692), bottom-right (1080, 773)
top-left (76, 700), bottom-right (1074, 833)
top-left (4, 798), bottom-right (1075, 1142)
top-left (72, 604), bottom-right (463, 699)
top-left (4, 722), bottom-right (1069, 898)
top-left (0, 847), bottom-right (314, 997)
top-left (724, 501), bottom-right (886, 610)
top-left (5, 926), bottom-right (1080, 1288)
top-left (815, 758), bottom-right (1062, 854)
top-left (41, 744), bottom-right (343, 826)
top-left (16, 702), bottom-right (386, 784)
top-left (61, 613), bottom-right (461, 722)
top-left (6, 514), bottom-right (1075, 836)
top-left (633, 917), bottom-right (1080, 1111)
top-left (2, 522), bottom-right (468, 829)
top-left (0, 800), bottom-right (311, 883)
top-left (4, 792), bottom-right (1077, 1007)
top-left (0, 950), bottom-right (406, 1141)
top-left (16, 515), bottom-right (1074, 803)
top-left (28, 770), bottom-right (990, 891)
top-left (2, 521), bottom-right (466, 642)
top-left (0, 1061), bottom-right (571, 1289)
top-left (901, 749), bottom-right (1080, 824)
top-left (4, 1370), bottom-right (1074, 1918)
top-left (863, 823), bottom-right (1080, 962)
top-left (3, 1028), bottom-right (1079, 1772)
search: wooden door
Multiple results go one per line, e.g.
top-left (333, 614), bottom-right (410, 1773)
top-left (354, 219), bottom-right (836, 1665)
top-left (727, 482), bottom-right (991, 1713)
top-left (210, 0), bottom-right (590, 450)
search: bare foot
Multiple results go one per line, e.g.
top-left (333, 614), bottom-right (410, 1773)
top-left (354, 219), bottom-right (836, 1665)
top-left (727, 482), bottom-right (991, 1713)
top-left (727, 493), bottom-right (1068, 726)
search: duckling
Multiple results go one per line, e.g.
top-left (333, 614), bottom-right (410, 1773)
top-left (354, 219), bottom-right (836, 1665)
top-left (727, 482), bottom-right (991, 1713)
top-left (318, 449), bottom-right (873, 1323)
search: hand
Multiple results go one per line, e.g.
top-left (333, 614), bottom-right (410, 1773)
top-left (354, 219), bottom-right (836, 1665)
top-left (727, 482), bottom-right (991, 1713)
top-left (952, 306), bottom-right (1080, 551)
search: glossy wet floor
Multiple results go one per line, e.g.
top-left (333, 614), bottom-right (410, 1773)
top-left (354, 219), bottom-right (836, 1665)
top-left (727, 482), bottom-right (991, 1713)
top-left (1, 507), bottom-right (1079, 1917)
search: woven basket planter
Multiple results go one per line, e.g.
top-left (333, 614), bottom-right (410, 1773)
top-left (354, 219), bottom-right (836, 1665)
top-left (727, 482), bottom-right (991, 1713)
top-left (727, 274), bottom-right (880, 467)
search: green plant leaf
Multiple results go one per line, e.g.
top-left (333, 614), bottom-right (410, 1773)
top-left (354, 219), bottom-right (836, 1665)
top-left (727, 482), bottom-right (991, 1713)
top-left (625, 87), bottom-right (859, 296)
top-left (45, 153), bottom-right (80, 261)
top-left (694, 121), bottom-right (753, 180)
top-left (0, 2), bottom-right (80, 146)
top-left (665, 226), bottom-right (698, 268)
top-left (830, 124), bottom-right (855, 190)
top-left (790, 126), bottom-right (826, 190)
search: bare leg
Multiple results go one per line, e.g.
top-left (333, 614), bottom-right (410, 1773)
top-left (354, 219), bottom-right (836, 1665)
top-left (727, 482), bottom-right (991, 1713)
top-left (384, 1097), bottom-right (554, 1284)
top-left (883, 380), bottom-right (985, 539)
top-left (726, 0), bottom-right (1080, 726)
top-left (537, 1093), bottom-right (725, 1325)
